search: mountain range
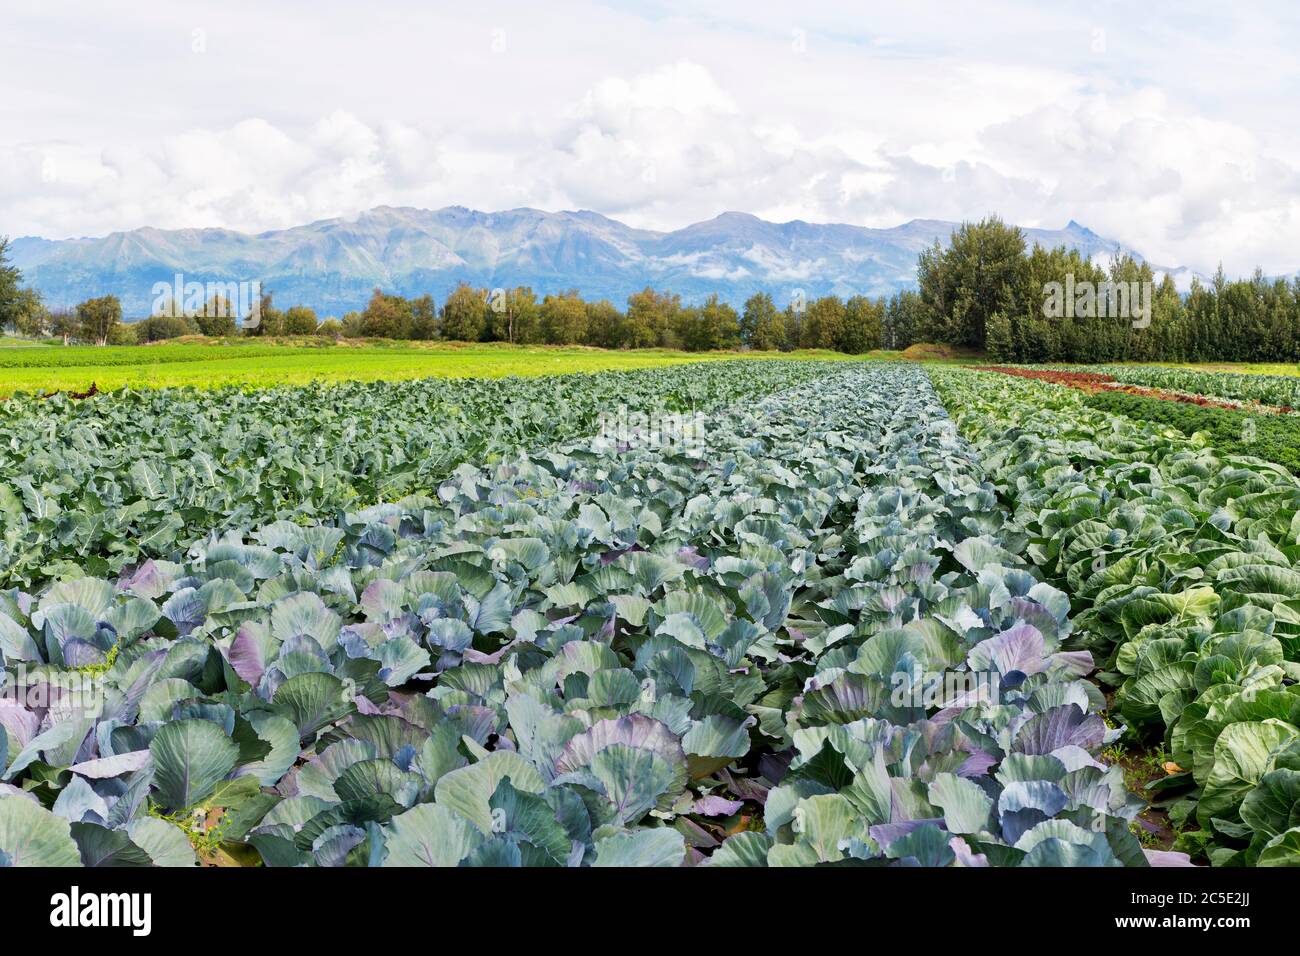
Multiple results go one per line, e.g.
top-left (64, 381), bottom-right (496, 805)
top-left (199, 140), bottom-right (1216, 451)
top-left (9, 205), bottom-right (1165, 318)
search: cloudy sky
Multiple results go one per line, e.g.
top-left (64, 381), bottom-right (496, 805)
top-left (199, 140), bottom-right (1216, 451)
top-left (2, 0), bottom-right (1298, 275)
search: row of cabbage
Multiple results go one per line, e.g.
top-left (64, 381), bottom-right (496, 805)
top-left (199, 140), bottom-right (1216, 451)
top-left (1062, 364), bottom-right (1300, 409)
top-left (0, 360), bottom-right (836, 591)
top-left (932, 367), bottom-right (1300, 865)
top-left (0, 364), bottom-right (1161, 867)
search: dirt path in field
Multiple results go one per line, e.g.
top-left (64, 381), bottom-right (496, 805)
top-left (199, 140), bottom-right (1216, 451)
top-left (971, 366), bottom-right (1294, 414)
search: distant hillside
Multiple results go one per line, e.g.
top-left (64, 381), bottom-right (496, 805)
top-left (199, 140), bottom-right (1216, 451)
top-left (9, 206), bottom-right (1160, 317)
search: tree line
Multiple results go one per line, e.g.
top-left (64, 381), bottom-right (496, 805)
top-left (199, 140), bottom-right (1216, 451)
top-left (146, 284), bottom-right (891, 352)
top-left (0, 241), bottom-right (892, 351)
top-left (910, 216), bottom-right (1300, 364)
top-left (3, 224), bottom-right (1297, 361)
top-left (325, 285), bottom-right (888, 352)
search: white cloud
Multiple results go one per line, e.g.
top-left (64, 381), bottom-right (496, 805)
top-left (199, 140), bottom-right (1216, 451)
top-left (1, 1), bottom-right (1299, 276)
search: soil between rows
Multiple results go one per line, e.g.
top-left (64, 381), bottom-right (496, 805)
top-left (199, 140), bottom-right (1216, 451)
top-left (971, 366), bottom-right (1294, 414)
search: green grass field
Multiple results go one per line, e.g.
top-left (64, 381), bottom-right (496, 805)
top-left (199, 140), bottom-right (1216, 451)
top-left (0, 339), bottom-right (861, 394)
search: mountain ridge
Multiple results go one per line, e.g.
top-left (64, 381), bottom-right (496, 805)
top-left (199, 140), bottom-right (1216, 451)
top-left (9, 205), bottom-right (1166, 317)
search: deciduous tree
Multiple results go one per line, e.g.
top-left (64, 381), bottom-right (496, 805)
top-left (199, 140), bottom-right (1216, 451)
top-left (76, 295), bottom-right (122, 346)
top-left (440, 283), bottom-right (488, 341)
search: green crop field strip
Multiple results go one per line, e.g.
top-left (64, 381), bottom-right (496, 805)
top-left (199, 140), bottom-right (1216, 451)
top-left (0, 340), bottom-right (860, 396)
top-left (1108, 361), bottom-right (1300, 379)
top-left (1061, 363), bottom-right (1300, 408)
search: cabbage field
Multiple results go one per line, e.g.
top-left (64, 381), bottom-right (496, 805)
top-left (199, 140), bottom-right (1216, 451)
top-left (2, 359), bottom-right (1298, 868)
top-left (0, 361), bottom-right (832, 588)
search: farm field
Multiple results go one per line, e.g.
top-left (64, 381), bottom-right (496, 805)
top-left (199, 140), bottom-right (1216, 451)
top-left (938, 367), bottom-right (1300, 866)
top-left (0, 339), bottom-right (859, 396)
top-left (0, 360), bottom-right (839, 588)
top-left (2, 356), bottom-right (1300, 868)
top-left (978, 364), bottom-right (1300, 472)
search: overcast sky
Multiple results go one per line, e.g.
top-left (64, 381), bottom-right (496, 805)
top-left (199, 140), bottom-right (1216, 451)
top-left (2, 0), bottom-right (1298, 275)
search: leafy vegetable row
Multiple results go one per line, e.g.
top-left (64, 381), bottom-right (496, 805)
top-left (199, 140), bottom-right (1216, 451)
top-left (0, 360), bottom-right (835, 590)
top-left (0, 342), bottom-right (345, 370)
top-left (1084, 389), bottom-right (1300, 476)
top-left (932, 367), bottom-right (1300, 866)
top-left (1062, 364), bottom-right (1300, 410)
top-left (0, 365), bottom-right (1162, 867)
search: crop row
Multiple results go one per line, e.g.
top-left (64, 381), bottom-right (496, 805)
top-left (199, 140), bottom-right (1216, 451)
top-left (0, 365), bottom-right (1157, 867)
top-left (1066, 364), bottom-right (1300, 410)
top-left (932, 367), bottom-right (1300, 865)
top-left (0, 360), bottom-right (836, 591)
top-left (1084, 389), bottom-right (1300, 476)
top-left (0, 342), bottom-right (346, 370)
